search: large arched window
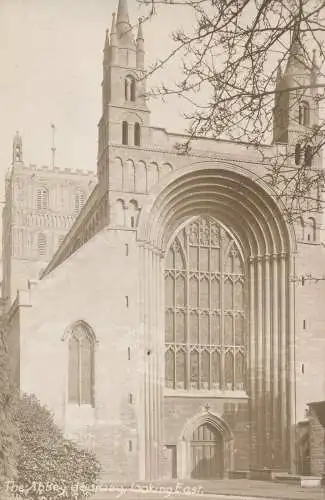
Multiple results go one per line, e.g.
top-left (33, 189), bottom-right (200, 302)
top-left (299, 101), bottom-right (310, 126)
top-left (68, 322), bottom-right (95, 406)
top-left (36, 187), bottom-right (49, 210)
top-left (134, 122), bottom-right (141, 146)
top-left (165, 216), bottom-right (246, 392)
top-left (122, 121), bottom-right (128, 145)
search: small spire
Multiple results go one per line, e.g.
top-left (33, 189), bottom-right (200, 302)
top-left (12, 131), bottom-right (23, 165)
top-left (104, 28), bottom-right (110, 56)
top-left (110, 12), bottom-right (117, 47)
top-left (311, 49), bottom-right (318, 85)
top-left (137, 17), bottom-right (144, 41)
top-left (111, 12), bottom-right (116, 34)
top-left (276, 60), bottom-right (282, 85)
top-left (289, 19), bottom-right (306, 63)
top-left (116, 0), bottom-right (130, 28)
top-left (312, 49), bottom-right (317, 69)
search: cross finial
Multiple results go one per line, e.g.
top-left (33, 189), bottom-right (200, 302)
top-left (204, 403), bottom-right (211, 412)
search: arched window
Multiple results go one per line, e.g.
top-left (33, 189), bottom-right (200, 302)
top-left (304, 145), bottom-right (313, 167)
top-left (68, 322), bottom-right (95, 406)
top-left (37, 232), bottom-right (47, 256)
top-left (165, 216), bottom-right (246, 392)
top-left (299, 101), bottom-right (310, 126)
top-left (305, 217), bottom-right (316, 242)
top-left (122, 121), bottom-right (128, 145)
top-left (130, 79), bottom-right (136, 101)
top-left (74, 191), bottom-right (86, 214)
top-left (134, 122), bottom-right (141, 146)
top-left (36, 187), bottom-right (49, 210)
top-left (125, 76), bottom-right (136, 102)
top-left (295, 144), bottom-right (301, 165)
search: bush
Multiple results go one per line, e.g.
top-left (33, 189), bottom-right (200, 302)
top-left (12, 394), bottom-right (101, 499)
top-left (0, 329), bottom-right (18, 496)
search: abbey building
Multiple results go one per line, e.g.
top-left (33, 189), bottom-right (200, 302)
top-left (3, 0), bottom-right (325, 481)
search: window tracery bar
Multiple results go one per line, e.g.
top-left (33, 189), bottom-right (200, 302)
top-left (164, 216), bottom-right (246, 391)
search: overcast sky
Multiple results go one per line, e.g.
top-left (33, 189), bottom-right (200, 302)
top-left (0, 0), bottom-right (192, 196)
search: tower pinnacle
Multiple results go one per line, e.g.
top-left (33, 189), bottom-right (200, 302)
top-left (12, 131), bottom-right (23, 165)
top-left (116, 0), bottom-right (131, 35)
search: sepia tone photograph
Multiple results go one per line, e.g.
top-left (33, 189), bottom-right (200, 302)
top-left (1, 0), bottom-right (325, 499)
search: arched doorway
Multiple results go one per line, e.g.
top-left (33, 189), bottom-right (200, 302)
top-left (191, 423), bottom-right (223, 479)
top-left (136, 164), bottom-right (295, 479)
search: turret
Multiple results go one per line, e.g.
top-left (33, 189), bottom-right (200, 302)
top-left (272, 26), bottom-right (319, 145)
top-left (136, 18), bottom-right (145, 70)
top-left (12, 131), bottom-right (23, 165)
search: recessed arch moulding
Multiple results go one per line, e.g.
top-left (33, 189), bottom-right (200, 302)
top-left (136, 161), bottom-right (296, 480)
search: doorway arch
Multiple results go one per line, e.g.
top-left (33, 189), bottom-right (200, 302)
top-left (191, 423), bottom-right (223, 479)
top-left (178, 410), bottom-right (234, 479)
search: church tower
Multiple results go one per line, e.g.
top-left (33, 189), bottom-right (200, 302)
top-left (97, 0), bottom-right (150, 185)
top-left (272, 27), bottom-right (319, 146)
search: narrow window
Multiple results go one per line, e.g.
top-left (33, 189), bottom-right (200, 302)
top-left (295, 144), bottom-right (301, 165)
top-left (125, 295), bottom-right (129, 308)
top-left (130, 79), bottom-right (136, 102)
top-left (303, 320), bottom-right (306, 330)
top-left (134, 122), bottom-right (141, 147)
top-left (128, 440), bottom-right (133, 452)
top-left (125, 243), bottom-right (129, 256)
top-left (129, 393), bottom-right (133, 404)
top-left (128, 347), bottom-right (131, 360)
top-left (122, 121), bottom-right (128, 145)
top-left (301, 276), bottom-right (305, 286)
top-left (68, 323), bottom-right (95, 406)
top-left (36, 188), bottom-right (49, 210)
top-left (74, 191), bottom-right (86, 214)
top-left (299, 101), bottom-right (310, 126)
top-left (305, 145), bottom-right (313, 167)
top-left (130, 216), bottom-right (135, 228)
top-left (302, 363), bottom-right (305, 374)
top-left (125, 79), bottom-right (129, 101)
top-left (37, 232), bottom-right (47, 256)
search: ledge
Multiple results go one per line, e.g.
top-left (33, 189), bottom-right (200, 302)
top-left (164, 389), bottom-right (249, 399)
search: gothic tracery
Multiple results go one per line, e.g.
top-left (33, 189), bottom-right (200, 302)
top-left (165, 216), bottom-right (246, 391)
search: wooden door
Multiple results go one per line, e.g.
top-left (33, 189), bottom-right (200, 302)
top-left (191, 423), bottom-right (223, 479)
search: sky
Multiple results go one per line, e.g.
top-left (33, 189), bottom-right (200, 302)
top-left (0, 0), bottom-right (192, 197)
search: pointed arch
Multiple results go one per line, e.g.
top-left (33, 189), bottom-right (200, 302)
top-left (64, 321), bottom-right (95, 407)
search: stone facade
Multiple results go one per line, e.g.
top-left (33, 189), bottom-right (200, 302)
top-left (2, 133), bottom-right (96, 306)
top-left (3, 0), bottom-right (325, 483)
